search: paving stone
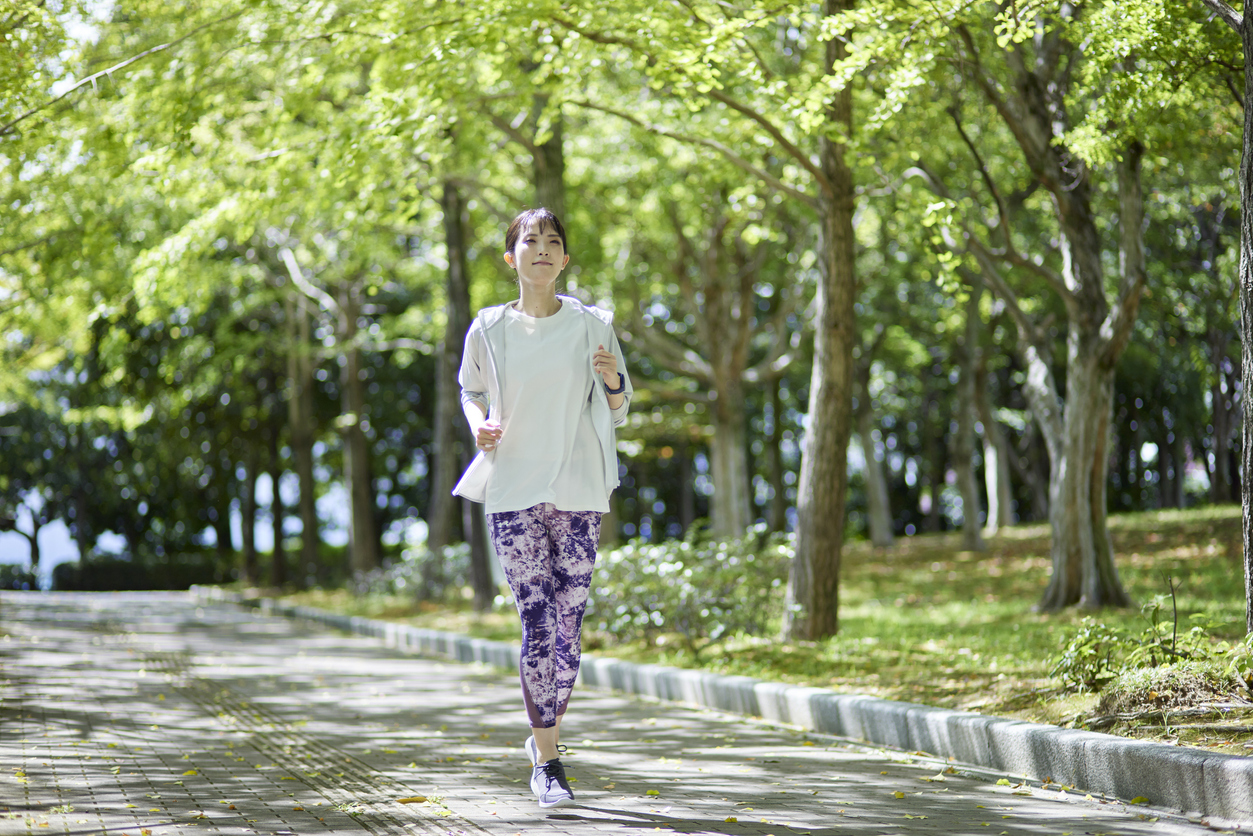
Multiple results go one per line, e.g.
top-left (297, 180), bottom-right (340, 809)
top-left (0, 591), bottom-right (1241, 835)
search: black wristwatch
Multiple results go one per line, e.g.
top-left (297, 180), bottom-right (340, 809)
top-left (604, 373), bottom-right (626, 395)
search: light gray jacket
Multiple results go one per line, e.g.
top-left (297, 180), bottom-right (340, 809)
top-left (453, 295), bottom-right (633, 504)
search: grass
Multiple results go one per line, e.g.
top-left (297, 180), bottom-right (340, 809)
top-left (272, 505), bottom-right (1252, 754)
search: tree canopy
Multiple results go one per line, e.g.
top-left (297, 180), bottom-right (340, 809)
top-left (0, 0), bottom-right (1244, 636)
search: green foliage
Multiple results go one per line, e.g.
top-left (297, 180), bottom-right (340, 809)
top-left (353, 541), bottom-right (473, 601)
top-left (51, 549), bottom-right (229, 591)
top-left (0, 563), bottom-right (36, 590)
top-left (585, 523), bottom-right (792, 654)
top-left (1051, 590), bottom-right (1247, 694)
top-left (1050, 617), bottom-right (1127, 692)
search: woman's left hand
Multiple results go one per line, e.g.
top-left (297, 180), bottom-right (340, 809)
top-left (593, 344), bottom-right (618, 388)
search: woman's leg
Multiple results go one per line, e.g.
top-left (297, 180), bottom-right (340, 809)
top-left (487, 505), bottom-right (561, 732)
top-left (548, 509), bottom-right (602, 727)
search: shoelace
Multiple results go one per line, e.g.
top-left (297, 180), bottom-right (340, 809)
top-left (541, 758), bottom-right (569, 790)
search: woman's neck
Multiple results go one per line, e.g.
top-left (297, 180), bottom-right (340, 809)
top-left (514, 287), bottom-right (562, 318)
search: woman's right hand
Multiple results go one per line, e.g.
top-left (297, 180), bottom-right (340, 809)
top-left (475, 420), bottom-right (503, 452)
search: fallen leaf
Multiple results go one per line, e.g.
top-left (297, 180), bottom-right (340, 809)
top-left (182, 770), bottom-right (198, 776)
top-left (1130, 796), bottom-right (1150, 805)
top-left (292, 807), bottom-right (304, 812)
top-left (996, 778), bottom-right (1012, 786)
top-left (396, 797), bottom-right (428, 805)
top-left (646, 790), bottom-right (660, 796)
top-left (724, 817), bottom-right (737, 823)
top-left (893, 792), bottom-right (905, 799)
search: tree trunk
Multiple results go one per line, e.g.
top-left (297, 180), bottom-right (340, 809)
top-left (854, 360), bottom-right (893, 548)
top-left (709, 378), bottom-right (752, 537)
top-left (340, 283), bottom-right (380, 576)
top-left (287, 292), bottom-right (319, 581)
top-left (532, 95), bottom-right (566, 219)
top-left (1034, 139), bottom-right (1143, 611)
top-left (767, 377), bottom-right (788, 533)
top-left (975, 360), bottom-right (1014, 532)
top-left (1211, 329), bottom-right (1235, 503)
top-left (785, 0), bottom-right (855, 640)
top-left (1238, 1), bottom-right (1253, 634)
top-left (427, 182), bottom-right (472, 576)
top-left (679, 447), bottom-right (696, 535)
top-left (212, 502), bottom-right (233, 563)
top-left (269, 426), bottom-right (286, 588)
top-left (922, 388), bottom-right (945, 533)
top-left (19, 521), bottom-right (42, 570)
top-left (463, 498), bottom-right (494, 611)
top-left (73, 488), bottom-right (93, 561)
top-left (1171, 432), bottom-right (1187, 508)
top-left (954, 284), bottom-right (985, 551)
top-left (1009, 422), bottom-right (1050, 522)
top-left (241, 445), bottom-right (259, 585)
top-left (1031, 335), bottom-right (1134, 610)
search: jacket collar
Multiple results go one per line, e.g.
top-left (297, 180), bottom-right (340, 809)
top-left (480, 295), bottom-right (597, 331)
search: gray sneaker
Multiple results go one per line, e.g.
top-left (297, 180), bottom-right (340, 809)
top-left (531, 758), bottom-right (574, 808)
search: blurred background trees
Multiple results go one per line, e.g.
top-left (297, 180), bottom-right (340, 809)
top-left (0, 0), bottom-right (1243, 635)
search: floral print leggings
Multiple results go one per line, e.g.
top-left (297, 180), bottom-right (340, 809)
top-left (487, 503), bottom-right (602, 729)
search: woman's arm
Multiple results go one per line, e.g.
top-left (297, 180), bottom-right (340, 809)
top-left (463, 401), bottom-right (502, 451)
top-left (593, 343), bottom-right (625, 410)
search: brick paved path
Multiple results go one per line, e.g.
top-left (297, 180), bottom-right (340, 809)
top-left (0, 592), bottom-right (1235, 835)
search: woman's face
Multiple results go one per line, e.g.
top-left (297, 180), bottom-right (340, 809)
top-left (505, 220), bottom-right (569, 288)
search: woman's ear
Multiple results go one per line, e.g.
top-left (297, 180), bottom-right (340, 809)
top-left (504, 252), bottom-right (515, 268)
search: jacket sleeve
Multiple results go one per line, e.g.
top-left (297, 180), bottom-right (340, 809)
top-left (458, 320), bottom-right (490, 415)
top-left (606, 322), bottom-right (632, 428)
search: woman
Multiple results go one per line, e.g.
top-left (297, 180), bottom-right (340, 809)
top-left (454, 207), bottom-right (632, 809)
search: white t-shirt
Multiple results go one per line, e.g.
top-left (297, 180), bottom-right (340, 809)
top-left (485, 301), bottom-right (608, 514)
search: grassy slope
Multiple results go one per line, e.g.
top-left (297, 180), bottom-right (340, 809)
top-left (279, 505), bottom-right (1250, 753)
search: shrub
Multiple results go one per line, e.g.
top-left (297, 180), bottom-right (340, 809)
top-left (52, 550), bottom-right (228, 590)
top-left (1051, 593), bottom-right (1250, 697)
top-left (585, 523), bottom-right (793, 654)
top-left (0, 564), bottom-right (37, 590)
top-left (353, 542), bottom-right (473, 601)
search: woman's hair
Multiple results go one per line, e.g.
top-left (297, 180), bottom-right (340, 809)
top-left (504, 208), bottom-right (568, 259)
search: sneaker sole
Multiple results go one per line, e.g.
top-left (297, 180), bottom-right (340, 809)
top-left (538, 794), bottom-right (574, 809)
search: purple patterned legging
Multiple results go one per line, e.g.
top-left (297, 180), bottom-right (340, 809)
top-left (487, 503), bottom-right (602, 729)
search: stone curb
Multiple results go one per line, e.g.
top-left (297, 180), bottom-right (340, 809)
top-left (190, 585), bottom-right (1253, 824)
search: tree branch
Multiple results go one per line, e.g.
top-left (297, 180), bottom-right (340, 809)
top-left (704, 87), bottom-right (833, 196)
top-left (905, 162), bottom-right (1075, 310)
top-left (0, 233), bottom-right (58, 259)
top-left (618, 321), bottom-right (715, 384)
top-left (278, 247), bottom-right (340, 320)
top-left (367, 337), bottom-right (434, 354)
top-left (957, 264), bottom-right (1063, 451)
top-left (1101, 139), bottom-right (1148, 368)
top-left (485, 109), bottom-right (537, 154)
top-left (1198, 0), bottom-right (1242, 33)
top-left (569, 99), bottom-right (817, 207)
top-left (0, 10), bottom-right (244, 138)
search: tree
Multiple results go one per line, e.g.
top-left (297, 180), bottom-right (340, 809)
top-left (1196, 0), bottom-right (1253, 629)
top-left (892, 1), bottom-right (1232, 608)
